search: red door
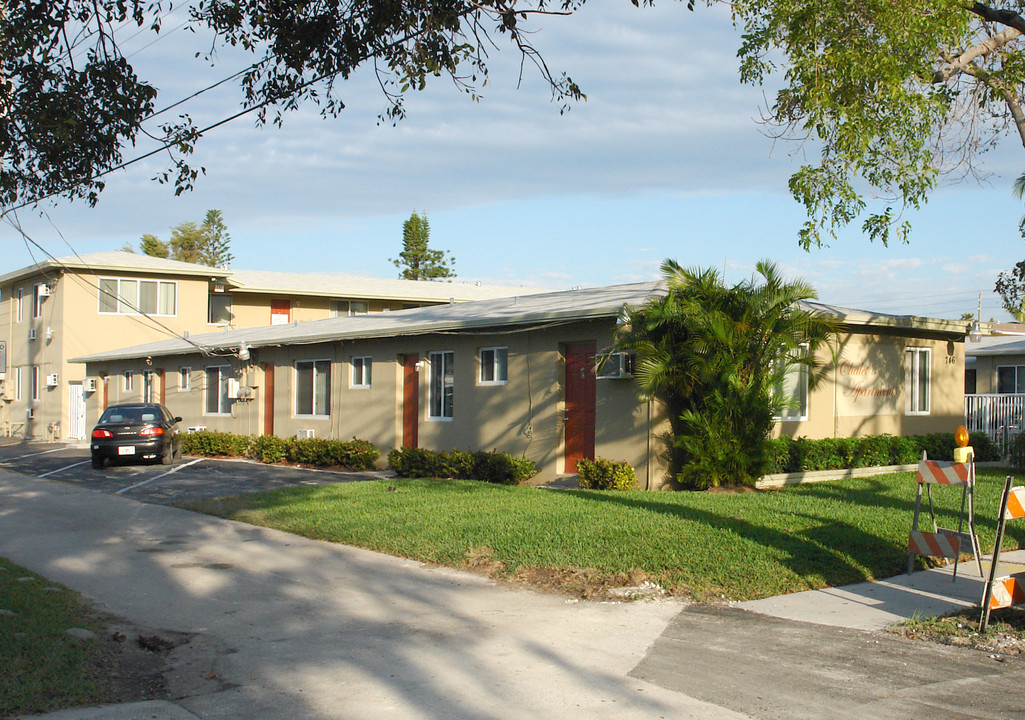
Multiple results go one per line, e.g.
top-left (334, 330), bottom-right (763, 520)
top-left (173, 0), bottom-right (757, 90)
top-left (270, 299), bottom-right (291, 325)
top-left (263, 363), bottom-right (275, 436)
top-left (564, 343), bottom-right (596, 473)
top-left (402, 355), bottom-right (419, 449)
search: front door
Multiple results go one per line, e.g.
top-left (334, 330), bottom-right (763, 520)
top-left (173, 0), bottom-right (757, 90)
top-left (402, 354), bottom-right (419, 449)
top-left (67, 382), bottom-right (86, 440)
top-left (564, 343), bottom-right (596, 473)
top-left (270, 299), bottom-right (291, 325)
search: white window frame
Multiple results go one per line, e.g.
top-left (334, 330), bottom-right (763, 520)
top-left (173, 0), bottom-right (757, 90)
top-left (905, 347), bottom-right (931, 416)
top-left (179, 367), bottom-right (191, 391)
top-left (478, 347), bottom-right (508, 386)
top-left (15, 367), bottom-right (22, 401)
top-left (350, 356), bottom-right (372, 389)
top-left (208, 293), bottom-right (233, 325)
top-left (31, 366), bottom-right (39, 401)
top-left (98, 277), bottom-right (177, 317)
top-left (16, 288), bottom-right (24, 323)
top-left (294, 359), bottom-right (331, 417)
top-left (205, 365), bottom-right (232, 416)
top-left (32, 283), bottom-right (45, 319)
top-left (123, 370), bottom-right (134, 392)
top-left (428, 351), bottom-right (455, 420)
top-left (773, 344), bottom-right (809, 422)
top-left (331, 300), bottom-right (370, 317)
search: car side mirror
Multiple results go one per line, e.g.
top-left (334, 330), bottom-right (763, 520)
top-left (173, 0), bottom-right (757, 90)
top-left (173, 417), bottom-right (182, 424)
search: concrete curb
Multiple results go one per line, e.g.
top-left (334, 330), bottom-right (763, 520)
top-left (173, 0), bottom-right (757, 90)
top-left (18, 700), bottom-right (201, 720)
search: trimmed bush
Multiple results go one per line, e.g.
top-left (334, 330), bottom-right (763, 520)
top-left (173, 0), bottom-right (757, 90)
top-left (1008, 433), bottom-right (1025, 472)
top-left (762, 431), bottom-right (1002, 475)
top-left (387, 447), bottom-right (537, 484)
top-left (181, 431), bottom-right (379, 470)
top-left (576, 458), bottom-right (637, 490)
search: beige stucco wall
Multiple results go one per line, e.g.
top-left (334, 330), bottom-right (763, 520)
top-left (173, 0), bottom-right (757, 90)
top-left (82, 321), bottom-right (967, 489)
top-left (226, 293), bottom-right (436, 329)
top-left (969, 353), bottom-right (1025, 394)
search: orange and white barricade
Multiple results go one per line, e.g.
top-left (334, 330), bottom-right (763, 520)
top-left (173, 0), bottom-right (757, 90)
top-left (907, 452), bottom-right (983, 580)
top-left (980, 479), bottom-right (1025, 631)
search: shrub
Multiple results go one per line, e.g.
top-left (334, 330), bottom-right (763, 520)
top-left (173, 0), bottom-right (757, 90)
top-left (387, 447), bottom-right (537, 484)
top-left (182, 431), bottom-right (378, 470)
top-left (181, 430), bottom-right (249, 457)
top-left (1007, 433), bottom-right (1025, 472)
top-left (576, 458), bottom-right (637, 490)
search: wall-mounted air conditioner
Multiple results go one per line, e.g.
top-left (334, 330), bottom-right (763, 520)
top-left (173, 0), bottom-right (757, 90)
top-left (27, 328), bottom-right (36, 340)
top-left (226, 378), bottom-right (240, 399)
top-left (26, 407), bottom-right (34, 419)
top-left (46, 373), bottom-right (59, 387)
top-left (37, 285), bottom-right (51, 298)
top-left (597, 352), bottom-right (636, 380)
top-left (296, 429), bottom-right (315, 440)
top-left (84, 378), bottom-right (97, 393)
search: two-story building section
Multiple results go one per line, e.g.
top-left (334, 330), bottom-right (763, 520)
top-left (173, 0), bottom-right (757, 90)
top-left (0, 251), bottom-right (544, 441)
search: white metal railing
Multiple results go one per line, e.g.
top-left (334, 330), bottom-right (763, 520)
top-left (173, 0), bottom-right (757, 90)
top-left (964, 393), bottom-right (1025, 450)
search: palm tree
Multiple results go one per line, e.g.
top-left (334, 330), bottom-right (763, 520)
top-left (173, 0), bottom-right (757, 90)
top-left (615, 259), bottom-right (834, 489)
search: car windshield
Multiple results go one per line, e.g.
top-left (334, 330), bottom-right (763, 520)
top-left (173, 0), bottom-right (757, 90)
top-left (99, 407), bottom-right (159, 424)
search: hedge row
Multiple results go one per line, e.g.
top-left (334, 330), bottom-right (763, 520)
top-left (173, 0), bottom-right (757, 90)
top-left (576, 457), bottom-right (637, 490)
top-left (387, 447), bottom-right (538, 485)
top-left (765, 432), bottom-right (1000, 475)
top-left (181, 431), bottom-right (380, 470)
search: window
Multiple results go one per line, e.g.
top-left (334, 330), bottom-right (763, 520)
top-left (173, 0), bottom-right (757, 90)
top-left (32, 283), bottom-right (45, 319)
top-left (179, 367), bottom-right (191, 391)
top-left (205, 366), bottom-right (232, 415)
top-left (15, 367), bottom-right (22, 401)
top-left (208, 294), bottom-right (232, 324)
top-left (478, 347), bottom-right (508, 385)
top-left (429, 351), bottom-right (454, 419)
top-left (295, 360), bottom-right (331, 416)
top-left (123, 370), bottom-right (133, 392)
top-left (906, 348), bottom-right (931, 415)
top-left (351, 357), bottom-right (372, 388)
top-left (774, 358), bottom-right (809, 421)
top-left (331, 300), bottom-right (370, 317)
top-left (143, 371), bottom-right (154, 403)
top-left (996, 365), bottom-right (1025, 394)
top-left (965, 368), bottom-right (977, 395)
top-left (16, 288), bottom-right (23, 322)
top-left (31, 366), bottom-right (39, 401)
top-left (98, 278), bottom-right (176, 316)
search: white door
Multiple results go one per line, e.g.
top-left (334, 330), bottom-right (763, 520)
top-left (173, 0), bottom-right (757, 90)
top-left (68, 382), bottom-right (87, 440)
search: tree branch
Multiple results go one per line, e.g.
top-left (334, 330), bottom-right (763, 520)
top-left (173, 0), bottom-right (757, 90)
top-left (966, 2), bottom-right (1025, 34)
top-left (933, 26), bottom-right (1021, 82)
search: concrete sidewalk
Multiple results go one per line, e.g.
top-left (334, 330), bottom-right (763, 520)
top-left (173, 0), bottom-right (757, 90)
top-left (3, 469), bottom-right (1021, 720)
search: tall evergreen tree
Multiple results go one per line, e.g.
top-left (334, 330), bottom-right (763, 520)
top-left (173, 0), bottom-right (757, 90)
top-left (138, 210), bottom-right (232, 268)
top-left (391, 212), bottom-right (455, 280)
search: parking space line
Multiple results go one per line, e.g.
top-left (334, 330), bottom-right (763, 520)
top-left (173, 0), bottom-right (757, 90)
top-left (114, 458), bottom-right (203, 495)
top-left (3, 448), bottom-right (70, 462)
top-left (37, 460), bottom-right (90, 478)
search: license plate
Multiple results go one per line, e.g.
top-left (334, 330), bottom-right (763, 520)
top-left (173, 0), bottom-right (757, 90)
top-left (118, 446), bottom-right (136, 456)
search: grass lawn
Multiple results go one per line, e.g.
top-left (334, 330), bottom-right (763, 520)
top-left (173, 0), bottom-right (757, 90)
top-left (0, 558), bottom-right (110, 717)
top-left (179, 469), bottom-right (1025, 602)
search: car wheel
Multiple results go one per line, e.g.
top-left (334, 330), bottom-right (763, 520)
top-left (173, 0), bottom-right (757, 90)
top-left (161, 446), bottom-right (173, 465)
top-left (173, 443), bottom-right (182, 461)
top-left (91, 455), bottom-right (104, 470)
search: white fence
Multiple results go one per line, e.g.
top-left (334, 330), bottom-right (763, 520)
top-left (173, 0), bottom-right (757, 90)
top-left (964, 394), bottom-right (1025, 451)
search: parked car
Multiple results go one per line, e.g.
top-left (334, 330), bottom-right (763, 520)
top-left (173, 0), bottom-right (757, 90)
top-left (90, 403), bottom-right (183, 469)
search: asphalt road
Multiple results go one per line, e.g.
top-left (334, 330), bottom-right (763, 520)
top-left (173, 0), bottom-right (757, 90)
top-left (0, 439), bottom-right (381, 504)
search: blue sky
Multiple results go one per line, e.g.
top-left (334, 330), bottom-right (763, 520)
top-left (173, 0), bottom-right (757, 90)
top-left (2, 2), bottom-right (1023, 322)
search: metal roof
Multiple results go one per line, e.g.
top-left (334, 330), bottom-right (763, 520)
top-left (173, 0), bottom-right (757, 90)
top-left (0, 250), bottom-right (230, 284)
top-left (225, 269), bottom-right (549, 302)
top-left (965, 335), bottom-right (1025, 357)
top-left (72, 281), bottom-right (970, 364)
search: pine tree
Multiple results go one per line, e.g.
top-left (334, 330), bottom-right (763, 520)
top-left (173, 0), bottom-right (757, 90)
top-left (391, 212), bottom-right (455, 281)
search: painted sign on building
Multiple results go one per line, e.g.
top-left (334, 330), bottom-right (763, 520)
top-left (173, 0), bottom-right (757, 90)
top-left (835, 340), bottom-right (902, 417)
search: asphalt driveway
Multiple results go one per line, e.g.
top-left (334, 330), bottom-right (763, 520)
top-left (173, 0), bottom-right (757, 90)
top-left (0, 439), bottom-right (381, 504)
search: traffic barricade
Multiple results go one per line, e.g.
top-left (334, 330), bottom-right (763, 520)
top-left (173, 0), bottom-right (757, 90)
top-left (980, 478), bottom-right (1025, 631)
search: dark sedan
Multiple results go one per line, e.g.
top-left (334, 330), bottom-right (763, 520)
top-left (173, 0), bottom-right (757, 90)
top-left (91, 403), bottom-right (183, 469)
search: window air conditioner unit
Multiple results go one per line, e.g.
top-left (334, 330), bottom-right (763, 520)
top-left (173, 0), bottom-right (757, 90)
top-left (226, 378), bottom-right (240, 399)
top-left (597, 352), bottom-right (636, 380)
top-left (26, 407), bottom-right (34, 419)
top-left (46, 373), bottom-right (59, 387)
top-left (84, 378), bottom-right (97, 393)
top-left (27, 328), bottom-right (36, 340)
top-left (296, 429), bottom-right (315, 440)
top-left (186, 426), bottom-right (207, 433)
top-left (37, 285), bottom-right (51, 297)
